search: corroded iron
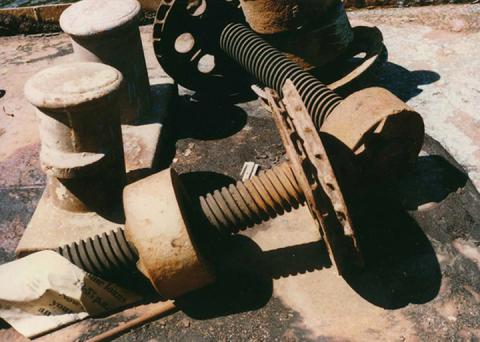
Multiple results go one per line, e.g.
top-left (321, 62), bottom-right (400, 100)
top-left (239, 0), bottom-right (355, 69)
top-left (268, 81), bottom-right (362, 272)
top-left (152, 0), bottom-right (384, 97)
top-left (56, 82), bottom-right (361, 294)
top-left (200, 162), bottom-right (304, 234)
top-left (56, 227), bottom-right (138, 276)
top-left (220, 22), bottom-right (342, 128)
top-left (153, 0), bottom-right (422, 178)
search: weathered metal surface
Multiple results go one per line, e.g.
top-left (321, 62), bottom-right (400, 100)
top-left (60, 0), bottom-right (151, 123)
top-left (239, 0), bottom-right (339, 35)
top-left (268, 81), bottom-right (362, 273)
top-left (322, 86), bottom-right (425, 180)
top-left (0, 6), bottom-right (479, 341)
top-left (124, 168), bottom-right (216, 299)
top-left (240, 0), bottom-right (354, 69)
top-left (56, 227), bottom-right (138, 277)
top-left (122, 122), bottom-right (163, 182)
top-left (153, 0), bottom-right (250, 96)
top-left (200, 161), bottom-right (304, 234)
top-left (152, 0), bottom-right (384, 96)
top-left (220, 22), bottom-right (342, 126)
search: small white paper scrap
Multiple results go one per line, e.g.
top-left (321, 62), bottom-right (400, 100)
top-left (240, 162), bottom-right (260, 181)
top-left (0, 251), bottom-right (142, 338)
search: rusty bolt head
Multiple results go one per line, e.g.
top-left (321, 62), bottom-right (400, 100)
top-left (321, 87), bottom-right (425, 179)
top-left (240, 0), bottom-right (339, 34)
top-left (124, 168), bottom-right (215, 299)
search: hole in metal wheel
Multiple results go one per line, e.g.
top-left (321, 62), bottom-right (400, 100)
top-left (187, 0), bottom-right (207, 16)
top-left (198, 54), bottom-right (215, 74)
top-left (175, 33), bottom-right (195, 53)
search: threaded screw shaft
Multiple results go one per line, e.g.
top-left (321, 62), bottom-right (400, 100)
top-left (219, 23), bottom-right (343, 128)
top-left (56, 228), bottom-right (138, 276)
top-left (200, 161), bottom-right (305, 234)
top-left (57, 161), bottom-right (305, 274)
top-left (57, 17), bottom-right (345, 276)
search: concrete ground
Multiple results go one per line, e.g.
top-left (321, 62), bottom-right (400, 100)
top-left (0, 4), bottom-right (479, 341)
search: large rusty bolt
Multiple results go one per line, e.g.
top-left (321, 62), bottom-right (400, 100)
top-left (57, 163), bottom-right (303, 297)
top-left (57, 81), bottom-right (374, 297)
top-left (219, 23), bottom-right (424, 177)
top-left (58, 161), bottom-right (310, 298)
top-left (154, 0), bottom-right (423, 179)
top-left (239, 0), bottom-right (353, 68)
top-left (24, 62), bottom-right (126, 213)
top-left (60, 0), bottom-right (151, 124)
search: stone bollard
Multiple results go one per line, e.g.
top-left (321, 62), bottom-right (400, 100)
top-left (16, 62), bottom-right (127, 255)
top-left (60, 0), bottom-right (151, 123)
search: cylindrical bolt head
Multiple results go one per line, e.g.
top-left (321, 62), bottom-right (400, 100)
top-left (60, 0), bottom-right (151, 123)
top-left (124, 168), bottom-right (215, 299)
top-left (321, 87), bottom-right (425, 179)
top-left (240, 0), bottom-right (354, 69)
top-left (240, 0), bottom-right (338, 34)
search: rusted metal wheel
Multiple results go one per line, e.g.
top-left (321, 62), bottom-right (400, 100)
top-left (153, 0), bottom-right (252, 96)
top-left (152, 0), bottom-right (386, 96)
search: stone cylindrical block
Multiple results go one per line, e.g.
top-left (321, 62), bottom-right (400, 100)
top-left (24, 62), bottom-right (126, 213)
top-left (60, 0), bottom-right (151, 123)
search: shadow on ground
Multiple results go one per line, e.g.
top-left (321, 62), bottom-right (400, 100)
top-left (392, 155), bottom-right (468, 210)
top-left (333, 60), bottom-right (441, 102)
top-left (344, 183), bottom-right (442, 309)
top-left (176, 236), bottom-right (331, 320)
top-left (156, 94), bottom-right (249, 171)
top-left (171, 145), bottom-right (469, 315)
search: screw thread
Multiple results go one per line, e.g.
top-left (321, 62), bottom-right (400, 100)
top-left (200, 162), bottom-right (305, 234)
top-left (56, 162), bottom-right (305, 274)
top-left (219, 23), bottom-right (342, 128)
top-left (56, 228), bottom-right (138, 276)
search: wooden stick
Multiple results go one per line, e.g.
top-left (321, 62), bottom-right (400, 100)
top-left (86, 301), bottom-right (176, 342)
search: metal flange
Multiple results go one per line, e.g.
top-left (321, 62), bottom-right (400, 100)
top-left (152, 0), bottom-right (385, 96)
top-left (266, 80), bottom-right (363, 274)
top-left (153, 0), bottom-right (251, 96)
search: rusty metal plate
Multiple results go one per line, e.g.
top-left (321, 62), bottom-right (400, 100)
top-left (266, 80), bottom-right (363, 274)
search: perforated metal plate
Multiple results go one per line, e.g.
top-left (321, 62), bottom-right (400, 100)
top-left (267, 80), bottom-right (363, 274)
top-left (153, 0), bottom-right (253, 96)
